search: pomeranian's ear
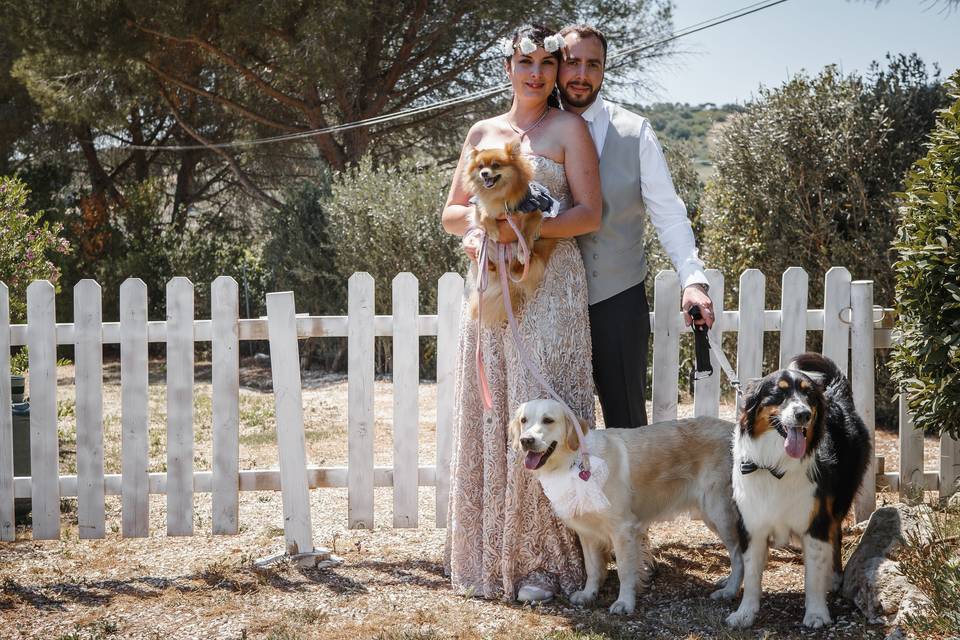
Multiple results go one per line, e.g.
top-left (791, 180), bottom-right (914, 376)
top-left (468, 146), bottom-right (479, 161)
top-left (505, 140), bottom-right (521, 158)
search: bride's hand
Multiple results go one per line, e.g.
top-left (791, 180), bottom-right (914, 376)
top-left (462, 228), bottom-right (483, 262)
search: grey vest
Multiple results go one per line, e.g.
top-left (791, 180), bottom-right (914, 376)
top-left (576, 103), bottom-right (647, 305)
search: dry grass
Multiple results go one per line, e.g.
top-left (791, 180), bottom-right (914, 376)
top-left (0, 360), bottom-right (905, 639)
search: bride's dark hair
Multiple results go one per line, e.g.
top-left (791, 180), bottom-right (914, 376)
top-left (504, 23), bottom-right (562, 108)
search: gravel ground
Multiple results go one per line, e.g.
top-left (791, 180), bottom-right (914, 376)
top-left (0, 360), bottom-right (917, 639)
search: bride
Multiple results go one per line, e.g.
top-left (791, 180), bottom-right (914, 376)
top-left (441, 24), bottom-right (601, 602)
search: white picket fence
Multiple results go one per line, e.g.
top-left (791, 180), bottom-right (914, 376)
top-left (0, 267), bottom-right (957, 551)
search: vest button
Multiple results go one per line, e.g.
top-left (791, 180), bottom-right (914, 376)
top-left (592, 253), bottom-right (598, 260)
top-left (592, 271), bottom-right (598, 278)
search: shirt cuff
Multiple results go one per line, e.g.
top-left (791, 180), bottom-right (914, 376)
top-left (679, 263), bottom-right (709, 290)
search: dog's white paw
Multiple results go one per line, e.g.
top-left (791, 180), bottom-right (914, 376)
top-left (710, 584), bottom-right (739, 600)
top-left (569, 589), bottom-right (597, 607)
top-left (609, 598), bottom-right (635, 615)
top-left (725, 606), bottom-right (757, 629)
top-left (802, 609), bottom-right (832, 629)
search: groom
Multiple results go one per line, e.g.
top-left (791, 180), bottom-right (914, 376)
top-left (558, 24), bottom-right (715, 429)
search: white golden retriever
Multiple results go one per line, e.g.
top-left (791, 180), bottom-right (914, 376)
top-left (510, 399), bottom-right (744, 614)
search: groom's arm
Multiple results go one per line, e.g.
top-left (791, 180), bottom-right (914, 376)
top-left (639, 119), bottom-right (714, 327)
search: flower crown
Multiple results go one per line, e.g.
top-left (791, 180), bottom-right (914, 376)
top-left (497, 32), bottom-right (564, 57)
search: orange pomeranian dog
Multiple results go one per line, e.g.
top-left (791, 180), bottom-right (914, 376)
top-left (462, 141), bottom-right (557, 325)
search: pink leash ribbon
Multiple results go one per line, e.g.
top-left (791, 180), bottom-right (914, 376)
top-left (471, 216), bottom-right (592, 480)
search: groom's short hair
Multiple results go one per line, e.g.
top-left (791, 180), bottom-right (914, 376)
top-left (559, 24), bottom-right (608, 64)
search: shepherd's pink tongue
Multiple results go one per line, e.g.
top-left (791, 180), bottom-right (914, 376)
top-left (785, 427), bottom-right (807, 459)
top-left (524, 450), bottom-right (545, 470)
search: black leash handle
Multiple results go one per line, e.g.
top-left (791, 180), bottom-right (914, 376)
top-left (689, 304), bottom-right (714, 378)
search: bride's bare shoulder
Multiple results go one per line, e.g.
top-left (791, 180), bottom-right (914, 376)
top-left (550, 109), bottom-right (590, 132)
top-left (466, 116), bottom-right (507, 144)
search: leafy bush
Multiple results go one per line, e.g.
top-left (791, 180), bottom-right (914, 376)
top-left (0, 175), bottom-right (70, 322)
top-left (700, 57), bottom-right (946, 419)
top-left (890, 70), bottom-right (960, 438)
top-left (261, 180), bottom-right (345, 369)
top-left (325, 156), bottom-right (466, 376)
top-left (897, 507), bottom-right (960, 637)
top-left (61, 178), bottom-right (268, 326)
top-left (702, 57), bottom-right (944, 308)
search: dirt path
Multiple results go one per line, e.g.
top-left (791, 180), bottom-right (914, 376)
top-left (0, 362), bottom-right (911, 639)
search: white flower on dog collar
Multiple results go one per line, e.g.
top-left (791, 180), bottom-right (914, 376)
top-left (543, 33), bottom-right (564, 53)
top-left (518, 37), bottom-right (537, 55)
top-left (498, 37), bottom-right (515, 57)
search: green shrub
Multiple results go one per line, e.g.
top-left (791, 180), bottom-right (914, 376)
top-left (0, 175), bottom-right (71, 322)
top-left (61, 178), bottom-right (268, 327)
top-left (890, 70), bottom-right (960, 438)
top-left (700, 58), bottom-right (946, 419)
top-left (897, 506), bottom-right (960, 637)
top-left (325, 156), bottom-right (466, 376)
top-left (261, 180), bottom-right (345, 369)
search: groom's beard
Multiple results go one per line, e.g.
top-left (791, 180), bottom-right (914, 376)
top-left (560, 80), bottom-right (601, 109)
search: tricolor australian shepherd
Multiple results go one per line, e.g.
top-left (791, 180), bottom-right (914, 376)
top-left (726, 353), bottom-right (871, 629)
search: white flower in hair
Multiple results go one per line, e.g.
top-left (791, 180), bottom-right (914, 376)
top-left (498, 37), bottom-right (515, 57)
top-left (518, 37), bottom-right (537, 55)
top-left (543, 33), bottom-right (564, 53)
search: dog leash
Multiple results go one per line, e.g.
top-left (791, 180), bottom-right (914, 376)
top-left (473, 211), bottom-right (534, 410)
top-left (494, 237), bottom-right (593, 480)
top-left (471, 219), bottom-right (593, 480)
top-left (689, 305), bottom-right (742, 404)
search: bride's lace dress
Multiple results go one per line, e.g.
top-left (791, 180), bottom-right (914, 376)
top-left (445, 155), bottom-right (595, 600)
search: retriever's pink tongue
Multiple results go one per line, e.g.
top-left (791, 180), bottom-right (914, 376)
top-left (524, 451), bottom-right (545, 470)
top-left (785, 427), bottom-right (806, 459)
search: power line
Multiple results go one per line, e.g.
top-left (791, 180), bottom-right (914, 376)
top-left (113, 0), bottom-right (792, 153)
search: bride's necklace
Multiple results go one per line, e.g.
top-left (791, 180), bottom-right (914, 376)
top-left (507, 106), bottom-right (550, 141)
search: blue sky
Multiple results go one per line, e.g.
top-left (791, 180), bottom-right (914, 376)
top-left (638, 0), bottom-right (960, 105)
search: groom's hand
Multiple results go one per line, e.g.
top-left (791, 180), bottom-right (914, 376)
top-left (682, 284), bottom-right (715, 329)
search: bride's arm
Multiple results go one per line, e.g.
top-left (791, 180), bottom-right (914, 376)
top-left (538, 115), bottom-right (601, 238)
top-left (441, 124), bottom-right (485, 237)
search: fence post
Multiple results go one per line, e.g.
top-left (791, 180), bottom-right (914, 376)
top-left (941, 433), bottom-right (960, 500)
top-left (736, 270), bottom-right (765, 414)
top-left (266, 291), bottom-right (314, 555)
top-left (27, 281), bottom-right (59, 540)
top-left (899, 393), bottom-right (924, 504)
top-left (435, 273), bottom-right (463, 527)
top-left (166, 277), bottom-right (195, 536)
top-left (75, 279), bottom-right (105, 539)
top-left (0, 283), bottom-right (13, 541)
top-left (211, 276), bottom-right (240, 535)
top-left (693, 269), bottom-right (723, 417)
top-left (652, 270), bottom-right (680, 423)
top-left (822, 268), bottom-right (851, 374)
top-left (779, 267), bottom-right (808, 367)
top-left (348, 273), bottom-right (375, 529)
top-left (392, 273), bottom-right (419, 528)
top-left (851, 280), bottom-right (877, 521)
top-left (120, 278), bottom-right (149, 538)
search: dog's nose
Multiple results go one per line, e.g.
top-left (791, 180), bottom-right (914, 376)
top-left (480, 168), bottom-right (490, 177)
top-left (519, 436), bottom-right (535, 449)
top-left (795, 408), bottom-right (811, 424)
